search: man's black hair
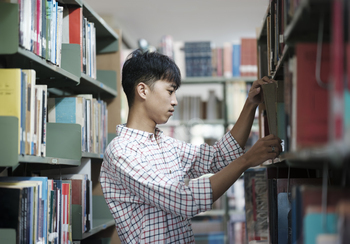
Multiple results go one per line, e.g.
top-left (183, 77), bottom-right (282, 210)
top-left (122, 49), bottom-right (181, 107)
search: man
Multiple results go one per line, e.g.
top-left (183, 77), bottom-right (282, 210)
top-left (100, 49), bottom-right (282, 243)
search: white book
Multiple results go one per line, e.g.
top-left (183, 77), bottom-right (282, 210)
top-left (22, 69), bottom-right (36, 155)
top-left (56, 6), bottom-right (63, 66)
top-left (35, 84), bottom-right (47, 157)
top-left (62, 7), bottom-right (70, 44)
top-left (35, 85), bottom-right (43, 156)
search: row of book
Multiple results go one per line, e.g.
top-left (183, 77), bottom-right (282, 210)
top-left (170, 90), bottom-right (224, 122)
top-left (244, 167), bottom-right (350, 244)
top-left (48, 95), bottom-right (108, 154)
top-left (261, 41), bottom-right (350, 153)
top-left (14, 0), bottom-right (97, 77)
top-left (0, 68), bottom-right (47, 156)
top-left (16, 0), bottom-right (63, 65)
top-left (0, 170), bottom-right (92, 244)
top-left (170, 39), bottom-right (258, 78)
top-left (0, 68), bottom-right (108, 155)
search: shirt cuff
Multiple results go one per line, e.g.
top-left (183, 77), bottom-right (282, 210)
top-left (219, 131), bottom-right (245, 160)
top-left (188, 177), bottom-right (213, 214)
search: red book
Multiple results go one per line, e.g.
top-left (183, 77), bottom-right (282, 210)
top-left (331, 0), bottom-right (344, 140)
top-left (294, 43), bottom-right (330, 149)
top-left (240, 38), bottom-right (257, 77)
top-left (62, 183), bottom-right (70, 244)
top-left (68, 7), bottom-right (83, 71)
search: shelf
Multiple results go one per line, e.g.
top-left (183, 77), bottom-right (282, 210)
top-left (18, 155), bottom-right (81, 166)
top-left (182, 76), bottom-right (257, 84)
top-left (195, 209), bottom-right (244, 218)
top-left (284, 0), bottom-right (331, 45)
top-left (4, 47), bottom-right (80, 88)
top-left (82, 152), bottom-right (103, 159)
top-left (82, 219), bottom-right (115, 239)
top-left (57, 0), bottom-right (82, 6)
top-left (83, 2), bottom-right (119, 54)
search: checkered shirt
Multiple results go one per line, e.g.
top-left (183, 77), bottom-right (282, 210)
top-left (100, 124), bottom-right (244, 243)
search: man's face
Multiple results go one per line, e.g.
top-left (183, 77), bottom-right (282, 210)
top-left (146, 80), bottom-right (178, 125)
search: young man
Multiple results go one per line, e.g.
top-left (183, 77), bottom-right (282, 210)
top-left (100, 50), bottom-right (282, 243)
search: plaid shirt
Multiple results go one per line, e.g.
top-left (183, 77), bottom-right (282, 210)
top-left (100, 124), bottom-right (244, 243)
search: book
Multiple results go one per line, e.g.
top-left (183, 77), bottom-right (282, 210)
top-left (22, 69), bottom-right (36, 155)
top-left (240, 38), bottom-right (257, 77)
top-left (48, 96), bottom-right (86, 152)
top-left (292, 43), bottom-right (331, 150)
top-left (0, 176), bottom-right (48, 244)
top-left (0, 186), bottom-right (23, 243)
top-left (68, 6), bottom-right (83, 71)
top-left (232, 43), bottom-right (241, 77)
top-left (0, 69), bottom-right (22, 154)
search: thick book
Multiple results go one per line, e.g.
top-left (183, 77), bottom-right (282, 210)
top-left (240, 38), bottom-right (257, 77)
top-left (0, 187), bottom-right (23, 243)
top-left (0, 69), bottom-right (22, 154)
top-left (293, 43), bottom-right (331, 150)
top-left (0, 176), bottom-right (48, 244)
top-left (68, 6), bottom-right (83, 71)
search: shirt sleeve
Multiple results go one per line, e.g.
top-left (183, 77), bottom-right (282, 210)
top-left (100, 147), bottom-right (213, 218)
top-left (176, 131), bottom-right (245, 179)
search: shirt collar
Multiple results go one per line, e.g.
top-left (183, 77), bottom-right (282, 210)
top-left (116, 124), bottom-right (164, 143)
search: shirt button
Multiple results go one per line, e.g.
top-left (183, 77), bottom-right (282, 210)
top-left (169, 170), bottom-right (172, 174)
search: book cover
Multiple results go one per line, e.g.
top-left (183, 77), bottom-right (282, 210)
top-left (0, 69), bottom-right (22, 154)
top-left (20, 70), bottom-right (27, 155)
top-left (294, 43), bottom-right (331, 150)
top-left (47, 96), bottom-right (86, 151)
top-left (232, 43), bottom-right (241, 77)
top-left (68, 6), bottom-right (83, 71)
top-left (223, 42), bottom-right (232, 78)
top-left (22, 70), bottom-right (36, 155)
top-left (0, 187), bottom-right (23, 243)
top-left (0, 176), bottom-right (48, 244)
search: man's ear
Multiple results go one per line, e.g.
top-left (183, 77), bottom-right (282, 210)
top-left (136, 82), bottom-right (148, 100)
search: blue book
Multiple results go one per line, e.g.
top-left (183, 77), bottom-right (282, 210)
top-left (232, 44), bottom-right (241, 77)
top-left (303, 211), bottom-right (337, 244)
top-left (0, 177), bottom-right (48, 244)
top-left (47, 97), bottom-right (86, 152)
top-left (345, 89), bottom-right (350, 135)
top-left (20, 70), bottom-right (26, 155)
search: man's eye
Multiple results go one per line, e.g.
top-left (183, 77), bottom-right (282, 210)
top-left (168, 90), bottom-right (174, 95)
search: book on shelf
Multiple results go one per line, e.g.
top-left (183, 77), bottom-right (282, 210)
top-left (261, 80), bottom-right (286, 147)
top-left (0, 69), bottom-right (24, 154)
top-left (223, 42), bottom-right (232, 78)
top-left (232, 43), bottom-right (241, 77)
top-left (0, 186), bottom-right (23, 243)
top-left (291, 43), bottom-right (331, 151)
top-left (244, 168), bottom-right (269, 242)
top-left (173, 41), bottom-right (186, 79)
top-left (184, 41), bottom-right (212, 77)
top-left (240, 38), bottom-right (257, 77)
top-left (0, 177), bottom-right (49, 244)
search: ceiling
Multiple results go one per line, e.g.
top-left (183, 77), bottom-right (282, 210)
top-left (84, 0), bottom-right (270, 49)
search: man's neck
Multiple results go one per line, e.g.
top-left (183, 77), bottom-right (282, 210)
top-left (126, 107), bottom-right (156, 134)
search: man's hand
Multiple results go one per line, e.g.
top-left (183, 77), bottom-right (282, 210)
top-left (242, 134), bottom-right (283, 168)
top-left (247, 76), bottom-right (275, 105)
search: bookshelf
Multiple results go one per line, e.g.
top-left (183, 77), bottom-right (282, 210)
top-left (0, 1), bottom-right (121, 243)
top-left (251, 0), bottom-right (350, 243)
